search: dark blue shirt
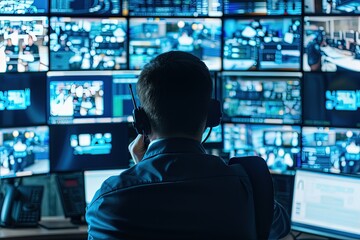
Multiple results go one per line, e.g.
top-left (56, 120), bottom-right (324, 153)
top-left (86, 138), bottom-right (289, 239)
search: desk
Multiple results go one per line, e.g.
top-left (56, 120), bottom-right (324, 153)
top-left (0, 217), bottom-right (87, 240)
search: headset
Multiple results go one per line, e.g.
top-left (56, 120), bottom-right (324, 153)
top-left (128, 82), bottom-right (222, 144)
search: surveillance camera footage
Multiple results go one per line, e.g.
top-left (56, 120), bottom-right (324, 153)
top-left (223, 18), bottom-right (301, 71)
top-left (222, 72), bottom-right (302, 124)
top-left (0, 0), bottom-right (48, 14)
top-left (224, 123), bottom-right (301, 173)
top-left (305, 0), bottom-right (360, 14)
top-left (0, 73), bottom-right (46, 127)
top-left (0, 16), bottom-right (49, 73)
top-left (304, 72), bottom-right (360, 128)
top-left (302, 127), bottom-right (360, 175)
top-left (124, 0), bottom-right (223, 17)
top-left (129, 18), bottom-right (222, 70)
top-left (304, 16), bottom-right (360, 72)
top-left (223, 0), bottom-right (302, 15)
top-left (0, 126), bottom-right (50, 178)
top-left (51, 0), bottom-right (120, 15)
top-left (50, 17), bottom-right (127, 71)
top-left (48, 79), bottom-right (111, 124)
top-left (50, 123), bottom-right (131, 172)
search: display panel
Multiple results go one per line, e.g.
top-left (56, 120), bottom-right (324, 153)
top-left (50, 123), bottom-right (131, 172)
top-left (129, 18), bottom-right (222, 70)
top-left (0, 126), bottom-right (50, 179)
top-left (124, 0), bottom-right (222, 17)
top-left (304, 73), bottom-right (360, 128)
top-left (224, 123), bottom-right (301, 172)
top-left (0, 16), bottom-right (49, 73)
top-left (50, 17), bottom-right (127, 71)
top-left (84, 169), bottom-right (126, 205)
top-left (202, 125), bottom-right (222, 143)
top-left (304, 16), bottom-right (360, 72)
top-left (47, 72), bottom-right (112, 124)
top-left (112, 71), bottom-right (140, 122)
top-left (51, 0), bottom-right (120, 15)
top-left (292, 170), bottom-right (360, 240)
top-left (0, 73), bottom-right (46, 127)
top-left (224, 0), bottom-right (302, 15)
top-left (302, 127), bottom-right (360, 175)
top-left (223, 18), bottom-right (301, 71)
top-left (0, 0), bottom-right (48, 14)
top-left (222, 72), bottom-right (302, 124)
top-left (305, 0), bottom-right (360, 14)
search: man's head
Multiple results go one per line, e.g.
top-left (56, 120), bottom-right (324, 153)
top-left (137, 51), bottom-right (212, 139)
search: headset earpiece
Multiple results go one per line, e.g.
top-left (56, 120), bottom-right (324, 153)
top-left (206, 99), bottom-right (222, 128)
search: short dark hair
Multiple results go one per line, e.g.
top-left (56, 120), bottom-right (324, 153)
top-left (137, 51), bottom-right (212, 136)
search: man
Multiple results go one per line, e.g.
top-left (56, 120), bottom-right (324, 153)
top-left (22, 34), bottom-right (40, 71)
top-left (86, 51), bottom-right (290, 239)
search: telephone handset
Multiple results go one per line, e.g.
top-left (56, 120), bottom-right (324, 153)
top-left (0, 184), bottom-right (43, 228)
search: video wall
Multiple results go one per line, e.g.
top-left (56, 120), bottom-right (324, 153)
top-left (1, 0), bottom-right (360, 179)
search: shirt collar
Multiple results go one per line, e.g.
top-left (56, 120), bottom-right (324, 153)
top-left (143, 138), bottom-right (206, 160)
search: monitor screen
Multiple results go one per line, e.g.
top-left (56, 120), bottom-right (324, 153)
top-left (0, 125), bottom-right (50, 179)
top-left (124, 0), bottom-right (222, 17)
top-left (0, 16), bottom-right (49, 73)
top-left (202, 125), bottom-right (223, 144)
top-left (224, 0), bottom-right (302, 15)
top-left (224, 123), bottom-right (301, 173)
top-left (47, 72), bottom-right (112, 124)
top-left (112, 71), bottom-right (140, 122)
top-left (304, 16), bottom-right (360, 72)
top-left (50, 123), bottom-right (131, 172)
top-left (51, 0), bottom-right (120, 15)
top-left (223, 18), bottom-right (301, 71)
top-left (129, 18), bottom-right (222, 70)
top-left (305, 0), bottom-right (360, 14)
top-left (302, 126), bottom-right (360, 175)
top-left (0, 73), bottom-right (46, 127)
top-left (222, 72), bottom-right (302, 124)
top-left (304, 73), bottom-right (360, 128)
top-left (84, 169), bottom-right (126, 205)
top-left (49, 17), bottom-right (127, 71)
top-left (292, 170), bottom-right (360, 239)
top-left (0, 0), bottom-right (48, 14)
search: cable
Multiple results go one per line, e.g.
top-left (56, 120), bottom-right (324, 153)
top-left (202, 127), bottom-right (213, 144)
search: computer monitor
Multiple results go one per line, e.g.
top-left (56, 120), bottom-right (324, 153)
top-left (51, 0), bottom-right (120, 15)
top-left (305, 0), bottom-right (360, 14)
top-left (84, 169), bottom-right (126, 205)
top-left (0, 0), bottom-right (48, 14)
top-left (292, 170), bottom-right (360, 239)
top-left (124, 0), bottom-right (222, 17)
top-left (49, 17), bottom-right (127, 71)
top-left (47, 71), bottom-right (112, 124)
top-left (47, 71), bottom-right (140, 124)
top-left (301, 126), bottom-right (360, 175)
top-left (0, 73), bottom-right (46, 127)
top-left (202, 125), bottom-right (223, 149)
top-left (222, 72), bottom-right (302, 124)
top-left (304, 73), bottom-right (360, 128)
top-left (112, 71), bottom-right (141, 122)
top-left (223, 123), bottom-right (301, 173)
top-left (224, 0), bottom-right (302, 15)
top-left (0, 16), bottom-right (49, 73)
top-left (129, 18), bottom-right (222, 71)
top-left (50, 123), bottom-right (131, 172)
top-left (0, 125), bottom-right (50, 179)
top-left (304, 16), bottom-right (360, 72)
top-left (223, 18), bottom-right (301, 71)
